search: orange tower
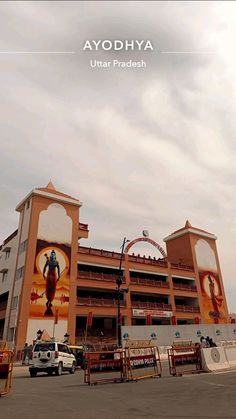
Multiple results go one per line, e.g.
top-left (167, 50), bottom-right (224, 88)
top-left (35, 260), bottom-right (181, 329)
top-left (12, 182), bottom-right (87, 352)
top-left (164, 220), bottom-right (229, 324)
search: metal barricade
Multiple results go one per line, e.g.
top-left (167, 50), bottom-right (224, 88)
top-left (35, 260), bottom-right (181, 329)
top-left (168, 344), bottom-right (201, 376)
top-left (84, 350), bottom-right (126, 385)
top-left (125, 343), bottom-right (162, 382)
top-left (0, 349), bottom-right (14, 397)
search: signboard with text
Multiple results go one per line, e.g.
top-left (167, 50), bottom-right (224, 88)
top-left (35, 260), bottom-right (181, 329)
top-left (132, 309), bottom-right (173, 318)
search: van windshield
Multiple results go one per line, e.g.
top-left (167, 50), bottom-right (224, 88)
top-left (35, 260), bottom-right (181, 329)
top-left (34, 343), bottom-right (55, 352)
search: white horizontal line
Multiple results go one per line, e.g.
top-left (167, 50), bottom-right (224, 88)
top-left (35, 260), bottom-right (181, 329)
top-left (160, 51), bottom-right (216, 54)
top-left (0, 51), bottom-right (75, 54)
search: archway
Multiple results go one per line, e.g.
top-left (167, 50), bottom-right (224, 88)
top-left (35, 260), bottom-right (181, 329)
top-left (124, 237), bottom-right (167, 258)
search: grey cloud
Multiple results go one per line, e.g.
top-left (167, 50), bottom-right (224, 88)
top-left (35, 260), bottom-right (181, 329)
top-left (1, 1), bottom-right (236, 310)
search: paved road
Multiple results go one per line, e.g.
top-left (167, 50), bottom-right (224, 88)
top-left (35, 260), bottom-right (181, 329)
top-left (1, 365), bottom-right (236, 419)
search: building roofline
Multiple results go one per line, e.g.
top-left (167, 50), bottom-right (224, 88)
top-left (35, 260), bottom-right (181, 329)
top-left (0, 229), bottom-right (18, 249)
top-left (16, 189), bottom-right (82, 212)
top-left (164, 227), bottom-right (217, 242)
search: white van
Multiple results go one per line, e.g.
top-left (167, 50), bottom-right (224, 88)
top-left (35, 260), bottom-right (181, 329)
top-left (29, 341), bottom-right (76, 377)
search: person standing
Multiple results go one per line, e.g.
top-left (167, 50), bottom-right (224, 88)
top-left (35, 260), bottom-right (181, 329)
top-left (22, 343), bottom-right (29, 365)
top-left (200, 336), bottom-right (208, 348)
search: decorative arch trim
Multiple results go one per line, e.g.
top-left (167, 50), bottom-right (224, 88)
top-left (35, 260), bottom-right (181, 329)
top-left (124, 237), bottom-right (167, 258)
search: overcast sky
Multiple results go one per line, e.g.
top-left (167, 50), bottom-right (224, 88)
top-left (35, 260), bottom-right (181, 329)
top-left (1, 1), bottom-right (236, 311)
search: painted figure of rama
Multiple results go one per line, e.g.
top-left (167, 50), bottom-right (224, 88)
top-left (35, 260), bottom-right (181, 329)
top-left (43, 250), bottom-right (60, 316)
top-left (208, 275), bottom-right (222, 315)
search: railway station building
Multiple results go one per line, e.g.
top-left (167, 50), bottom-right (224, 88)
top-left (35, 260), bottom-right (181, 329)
top-left (0, 183), bottom-right (229, 352)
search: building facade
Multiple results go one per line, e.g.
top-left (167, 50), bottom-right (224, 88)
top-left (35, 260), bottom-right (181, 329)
top-left (0, 183), bottom-right (229, 352)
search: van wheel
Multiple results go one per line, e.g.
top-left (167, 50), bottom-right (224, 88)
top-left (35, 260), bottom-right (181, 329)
top-left (56, 362), bottom-right (63, 376)
top-left (30, 369), bottom-right (37, 377)
top-left (70, 362), bottom-right (76, 374)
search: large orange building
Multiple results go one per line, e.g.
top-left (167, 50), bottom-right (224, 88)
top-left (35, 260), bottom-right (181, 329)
top-left (0, 183), bottom-right (229, 352)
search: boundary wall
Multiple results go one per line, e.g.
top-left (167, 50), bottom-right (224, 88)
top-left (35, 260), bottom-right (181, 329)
top-left (122, 324), bottom-right (236, 346)
top-left (121, 326), bottom-right (236, 374)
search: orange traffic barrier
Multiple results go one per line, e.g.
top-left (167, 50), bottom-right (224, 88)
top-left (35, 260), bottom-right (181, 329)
top-left (84, 342), bottom-right (162, 385)
top-left (168, 343), bottom-right (202, 376)
top-left (84, 350), bottom-right (126, 385)
top-left (124, 343), bottom-right (162, 382)
top-left (0, 349), bottom-right (14, 397)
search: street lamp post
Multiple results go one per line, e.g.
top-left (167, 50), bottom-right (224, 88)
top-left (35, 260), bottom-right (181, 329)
top-left (116, 237), bottom-right (129, 348)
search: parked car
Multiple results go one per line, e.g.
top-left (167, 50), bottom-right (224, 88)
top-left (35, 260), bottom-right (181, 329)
top-left (29, 341), bottom-right (76, 377)
top-left (69, 343), bottom-right (95, 368)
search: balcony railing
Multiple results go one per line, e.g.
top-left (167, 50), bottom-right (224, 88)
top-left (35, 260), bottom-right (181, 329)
top-left (175, 305), bottom-right (200, 313)
top-left (78, 246), bottom-right (122, 260)
top-left (173, 283), bottom-right (197, 292)
top-left (78, 246), bottom-right (168, 267)
top-left (78, 271), bottom-right (118, 283)
top-left (0, 301), bottom-right (7, 311)
top-left (76, 328), bottom-right (116, 339)
top-left (77, 246), bottom-right (195, 273)
top-left (128, 255), bottom-right (168, 268)
top-left (131, 301), bottom-right (172, 310)
top-left (171, 263), bottom-right (194, 272)
top-left (130, 277), bottom-right (169, 288)
top-left (77, 297), bottom-right (126, 308)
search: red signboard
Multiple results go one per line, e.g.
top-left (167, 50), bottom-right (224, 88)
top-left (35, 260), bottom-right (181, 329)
top-left (146, 314), bottom-right (151, 325)
top-left (88, 311), bottom-right (93, 327)
top-left (171, 316), bottom-right (177, 325)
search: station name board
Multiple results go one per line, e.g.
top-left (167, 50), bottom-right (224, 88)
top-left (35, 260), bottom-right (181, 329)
top-left (132, 309), bottom-right (173, 318)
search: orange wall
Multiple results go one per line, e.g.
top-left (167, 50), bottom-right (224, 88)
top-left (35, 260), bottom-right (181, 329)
top-left (166, 234), bottom-right (194, 265)
top-left (16, 194), bottom-right (80, 351)
top-left (190, 234), bottom-right (229, 322)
